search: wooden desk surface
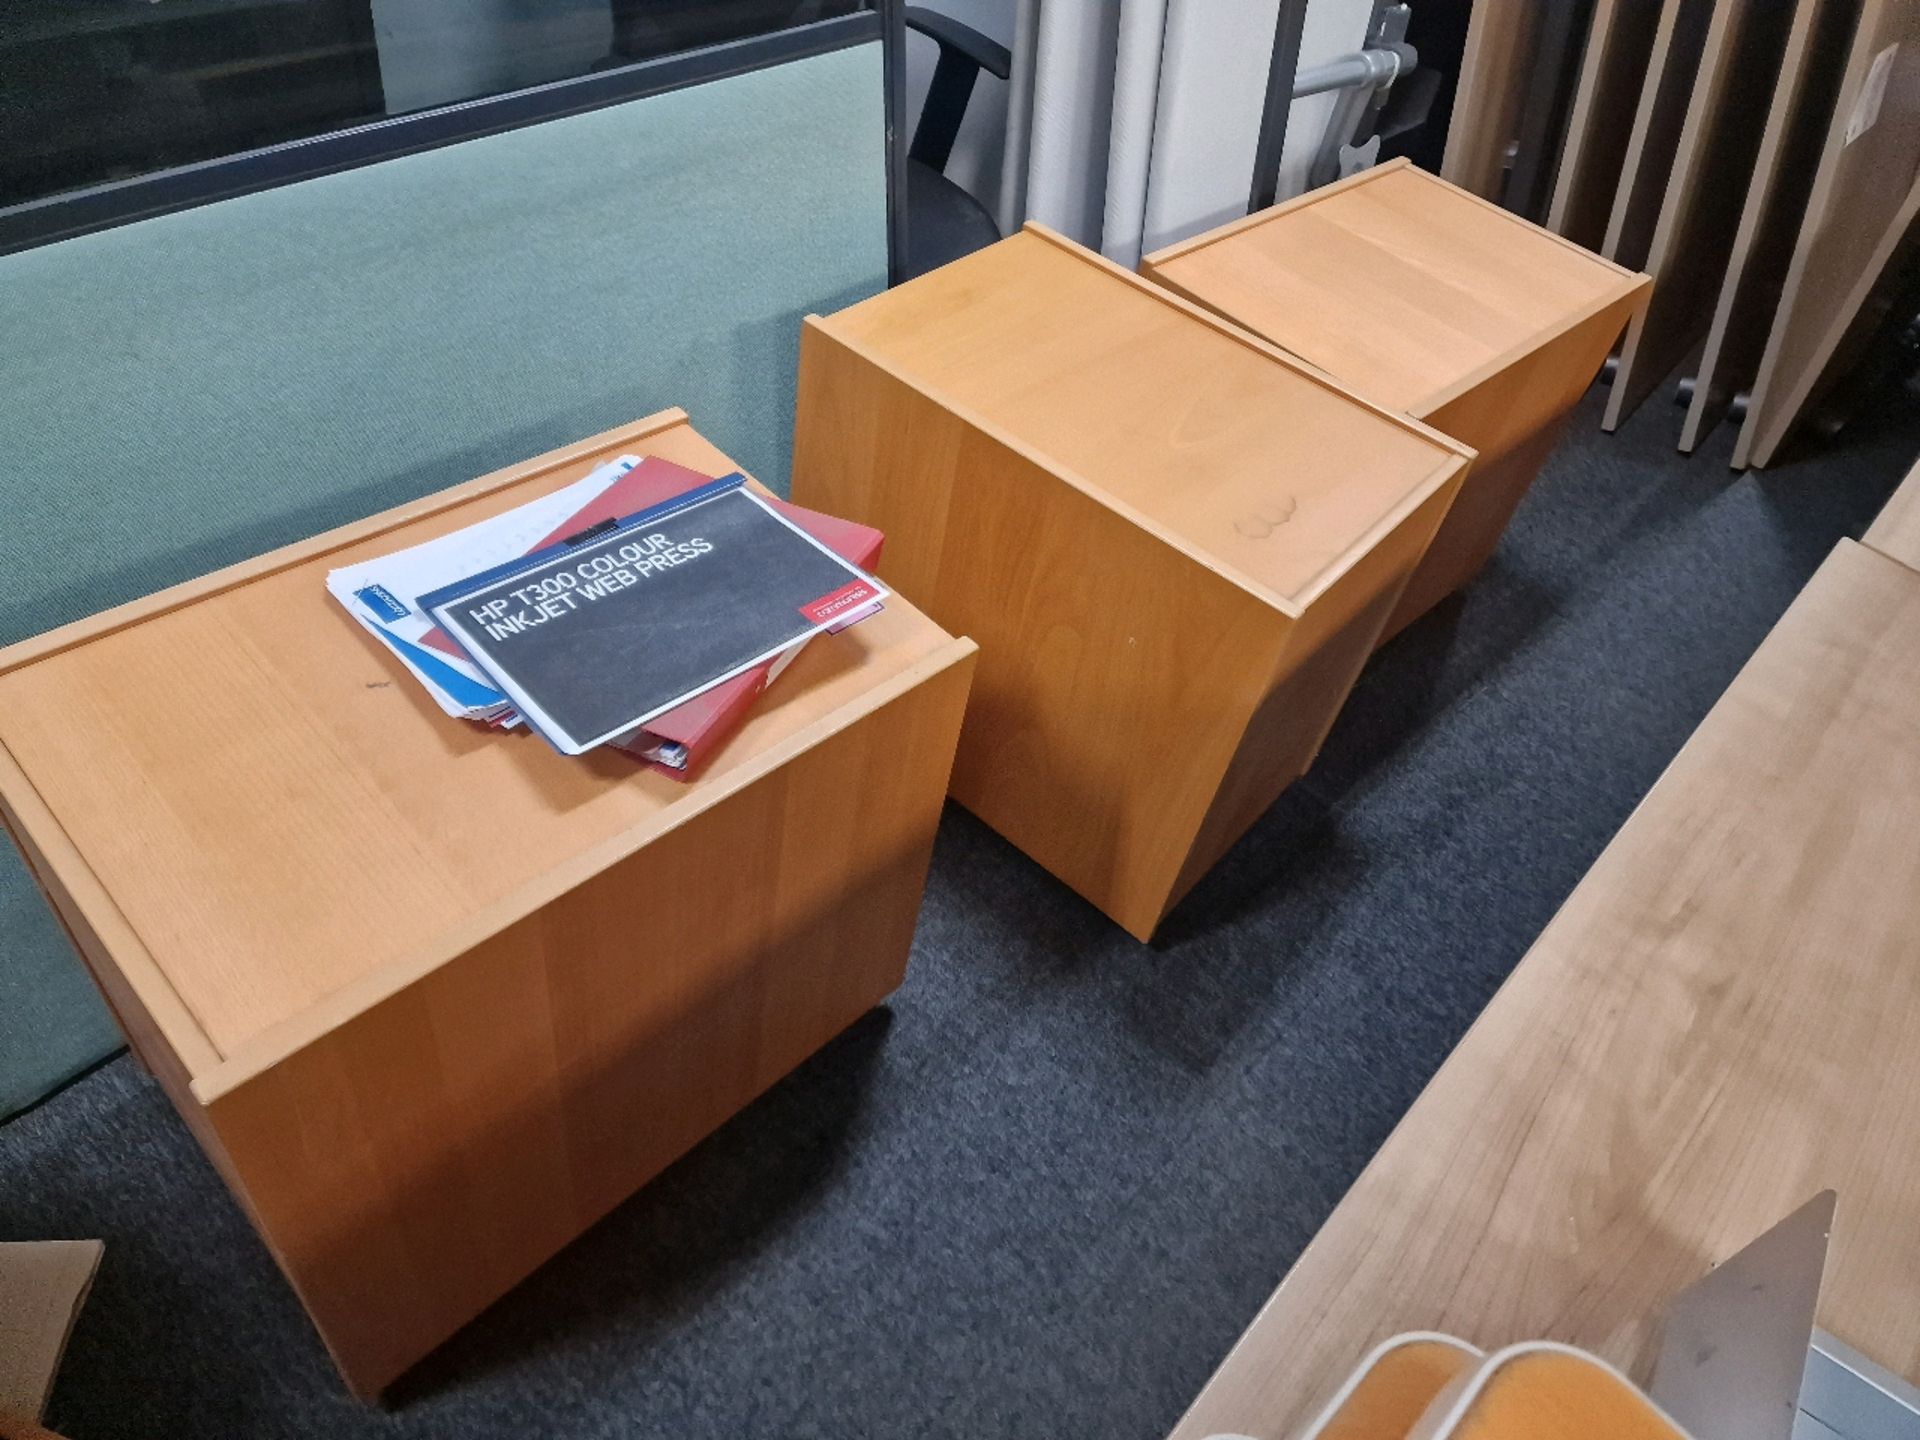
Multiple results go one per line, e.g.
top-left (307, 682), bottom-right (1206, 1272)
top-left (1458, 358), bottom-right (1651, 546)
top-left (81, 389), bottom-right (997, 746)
top-left (1864, 457), bottom-right (1920, 573)
top-left (0, 408), bottom-right (962, 1087)
top-left (1170, 537), bottom-right (1920, 1440)
top-left (814, 224), bottom-right (1469, 617)
top-left (1142, 160), bottom-right (1645, 417)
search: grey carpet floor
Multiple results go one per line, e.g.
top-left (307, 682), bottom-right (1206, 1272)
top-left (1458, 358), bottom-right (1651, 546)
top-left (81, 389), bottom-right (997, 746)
top-left (4, 384), bottom-right (1917, 1440)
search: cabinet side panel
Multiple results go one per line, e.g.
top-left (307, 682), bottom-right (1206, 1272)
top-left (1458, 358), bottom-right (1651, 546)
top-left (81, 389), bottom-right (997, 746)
top-left (1740, 0), bottom-right (1920, 468)
top-left (1603, 0), bottom-right (1716, 270)
top-left (794, 319), bottom-right (963, 605)
top-left (1551, 0), bottom-right (1664, 248)
top-left (1165, 473), bottom-right (1464, 919)
top-left (201, 652), bottom-right (973, 1398)
top-left (1444, 0), bottom-right (1542, 199)
top-left (795, 325), bottom-right (1290, 939)
top-left (1384, 290), bottom-right (1642, 640)
top-left (0, 806), bottom-right (146, 1072)
top-left (1601, 0), bottom-right (1797, 433)
top-left (1682, 0), bottom-right (1868, 453)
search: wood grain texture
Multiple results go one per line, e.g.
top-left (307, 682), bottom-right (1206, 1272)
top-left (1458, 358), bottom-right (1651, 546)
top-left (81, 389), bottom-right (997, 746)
top-left (0, 412), bottom-right (977, 1397)
top-left (1145, 163), bottom-right (1639, 415)
top-left (1169, 538), bottom-right (1920, 1440)
top-left (0, 415), bottom-right (945, 1058)
top-left (1381, 293), bottom-right (1642, 641)
top-left (1739, 0), bottom-right (1920, 467)
top-left (1680, 0), bottom-right (1867, 453)
top-left (793, 225), bottom-right (1471, 939)
top-left (1164, 476), bottom-right (1459, 908)
top-left (1863, 456), bottom-right (1920, 571)
top-left (1548, 0), bottom-right (1665, 249)
top-left (1602, 0), bottom-right (1798, 431)
top-left (1143, 163), bottom-right (1647, 638)
top-left (1601, 0), bottom-right (1717, 270)
top-left (1442, 0), bottom-right (1540, 200)
top-left (204, 649), bottom-right (973, 1395)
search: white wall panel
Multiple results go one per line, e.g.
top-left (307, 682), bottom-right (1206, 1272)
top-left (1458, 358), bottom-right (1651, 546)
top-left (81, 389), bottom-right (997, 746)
top-left (1026, 0), bottom-right (1126, 244)
top-left (1136, 0), bottom-right (1281, 256)
top-left (1275, 0), bottom-right (1375, 199)
top-left (1101, 0), bottom-right (1173, 266)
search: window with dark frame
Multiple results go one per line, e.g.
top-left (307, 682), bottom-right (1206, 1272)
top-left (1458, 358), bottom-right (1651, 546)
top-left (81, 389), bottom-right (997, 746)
top-left (0, 0), bottom-right (867, 214)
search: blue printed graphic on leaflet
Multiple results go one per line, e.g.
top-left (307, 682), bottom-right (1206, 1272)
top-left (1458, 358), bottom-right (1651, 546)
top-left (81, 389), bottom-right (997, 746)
top-left (354, 584), bottom-right (412, 623)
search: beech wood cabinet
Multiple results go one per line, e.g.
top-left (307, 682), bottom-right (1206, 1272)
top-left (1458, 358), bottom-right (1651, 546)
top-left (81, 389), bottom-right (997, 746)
top-left (794, 225), bottom-right (1472, 940)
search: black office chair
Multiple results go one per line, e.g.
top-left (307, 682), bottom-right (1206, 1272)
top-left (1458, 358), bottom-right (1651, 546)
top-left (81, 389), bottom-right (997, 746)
top-left (902, 5), bottom-right (1008, 278)
top-left (599, 1), bottom-right (1005, 278)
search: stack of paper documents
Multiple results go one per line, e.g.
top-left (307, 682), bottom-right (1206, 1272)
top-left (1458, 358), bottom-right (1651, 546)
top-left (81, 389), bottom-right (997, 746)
top-left (327, 456), bottom-right (887, 776)
top-left (327, 456), bottom-right (643, 725)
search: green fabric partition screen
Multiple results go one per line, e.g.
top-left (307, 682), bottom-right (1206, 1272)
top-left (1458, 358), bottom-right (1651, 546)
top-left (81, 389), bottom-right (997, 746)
top-left (0, 39), bottom-right (889, 1119)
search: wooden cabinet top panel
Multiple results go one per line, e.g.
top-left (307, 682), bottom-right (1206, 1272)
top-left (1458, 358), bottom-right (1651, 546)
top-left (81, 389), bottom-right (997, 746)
top-left (1145, 160), bottom-right (1648, 415)
top-left (1169, 537), bottom-right (1920, 1440)
top-left (812, 225), bottom-right (1470, 616)
top-left (0, 410), bottom-right (966, 1078)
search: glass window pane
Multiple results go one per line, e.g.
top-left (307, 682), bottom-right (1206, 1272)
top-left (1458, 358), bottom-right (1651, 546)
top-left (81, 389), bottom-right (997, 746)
top-left (0, 0), bottom-right (866, 210)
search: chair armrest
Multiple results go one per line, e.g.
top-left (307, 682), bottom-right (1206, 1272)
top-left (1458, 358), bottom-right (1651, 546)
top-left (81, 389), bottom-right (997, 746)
top-left (904, 7), bottom-right (1011, 80)
top-left (903, 7), bottom-right (1011, 173)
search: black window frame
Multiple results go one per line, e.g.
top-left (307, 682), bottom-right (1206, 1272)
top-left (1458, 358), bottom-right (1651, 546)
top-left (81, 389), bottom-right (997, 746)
top-left (0, 4), bottom-right (910, 282)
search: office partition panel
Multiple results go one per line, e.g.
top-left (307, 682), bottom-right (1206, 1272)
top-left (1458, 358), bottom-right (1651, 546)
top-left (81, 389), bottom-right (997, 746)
top-left (0, 35), bottom-right (890, 1117)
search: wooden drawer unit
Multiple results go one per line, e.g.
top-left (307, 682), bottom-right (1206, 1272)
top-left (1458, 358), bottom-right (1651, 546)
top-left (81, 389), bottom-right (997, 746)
top-left (0, 409), bottom-right (975, 1398)
top-left (1145, 159), bottom-right (1649, 641)
top-left (792, 226), bottom-right (1472, 940)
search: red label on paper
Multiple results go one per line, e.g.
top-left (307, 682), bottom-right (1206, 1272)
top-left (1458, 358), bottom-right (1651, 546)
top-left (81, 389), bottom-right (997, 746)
top-left (800, 579), bottom-right (879, 625)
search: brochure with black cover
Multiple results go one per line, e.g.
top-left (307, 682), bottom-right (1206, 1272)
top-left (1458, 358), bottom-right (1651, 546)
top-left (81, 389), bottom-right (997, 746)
top-left (418, 474), bottom-right (888, 755)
